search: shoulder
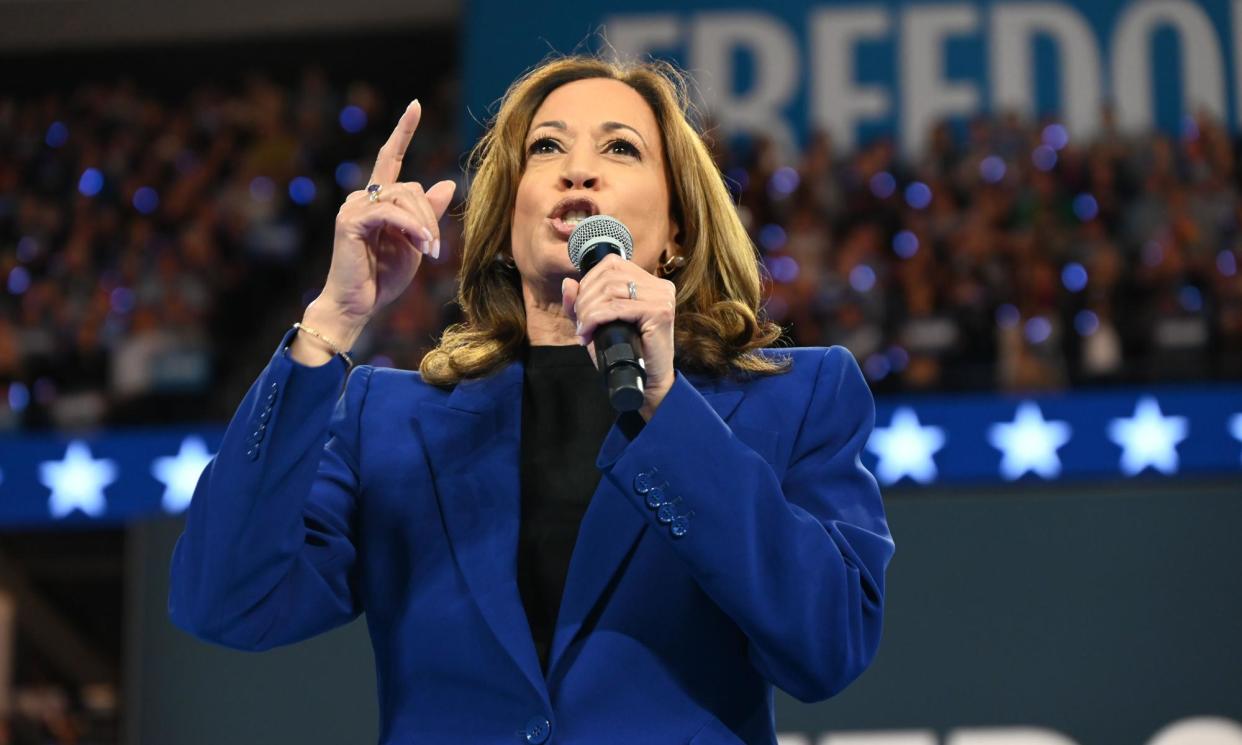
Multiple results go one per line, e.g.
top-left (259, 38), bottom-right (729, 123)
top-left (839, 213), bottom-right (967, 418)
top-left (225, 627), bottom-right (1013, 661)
top-left (343, 364), bottom-right (455, 406)
top-left (694, 346), bottom-right (870, 439)
top-left (712, 345), bottom-right (863, 395)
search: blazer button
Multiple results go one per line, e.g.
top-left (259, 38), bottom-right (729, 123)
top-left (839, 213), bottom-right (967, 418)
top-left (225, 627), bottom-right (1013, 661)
top-left (523, 716), bottom-right (550, 744)
top-left (269, 382), bottom-right (279, 394)
top-left (245, 446), bottom-right (260, 460)
top-left (258, 407), bottom-right (271, 423)
top-left (671, 515), bottom-right (690, 538)
top-left (250, 423), bottom-right (266, 443)
top-left (644, 486), bottom-right (666, 509)
top-left (634, 471), bottom-right (655, 494)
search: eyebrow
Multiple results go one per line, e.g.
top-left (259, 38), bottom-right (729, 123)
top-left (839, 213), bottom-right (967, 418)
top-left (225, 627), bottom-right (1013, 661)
top-left (529, 120), bottom-right (649, 148)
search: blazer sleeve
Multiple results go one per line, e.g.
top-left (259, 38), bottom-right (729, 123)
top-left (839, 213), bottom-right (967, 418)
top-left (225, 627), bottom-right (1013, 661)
top-left (595, 346), bottom-right (894, 703)
top-left (168, 327), bottom-right (370, 651)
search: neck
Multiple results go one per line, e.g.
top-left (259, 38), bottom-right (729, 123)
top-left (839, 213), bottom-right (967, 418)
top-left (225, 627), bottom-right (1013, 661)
top-left (523, 274), bottom-right (579, 346)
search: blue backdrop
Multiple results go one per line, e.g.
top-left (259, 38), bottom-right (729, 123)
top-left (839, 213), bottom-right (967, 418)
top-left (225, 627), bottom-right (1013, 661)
top-left (3, 383), bottom-right (1239, 527)
top-left (463, 0), bottom-right (1242, 153)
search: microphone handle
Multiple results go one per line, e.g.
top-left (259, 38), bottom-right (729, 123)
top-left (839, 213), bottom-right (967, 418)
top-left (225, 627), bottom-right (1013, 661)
top-left (593, 318), bottom-right (646, 412)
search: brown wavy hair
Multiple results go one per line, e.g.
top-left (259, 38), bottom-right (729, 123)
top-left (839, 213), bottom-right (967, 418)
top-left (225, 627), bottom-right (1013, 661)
top-left (419, 53), bottom-right (791, 385)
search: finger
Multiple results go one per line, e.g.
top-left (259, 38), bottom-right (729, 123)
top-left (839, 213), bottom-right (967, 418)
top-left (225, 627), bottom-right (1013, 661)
top-left (369, 99), bottom-right (422, 186)
top-left (425, 179), bottom-right (457, 219)
top-left (349, 203), bottom-right (433, 255)
top-left (353, 184), bottom-right (436, 253)
top-left (561, 277), bottom-right (580, 324)
top-left (387, 184), bottom-right (439, 243)
top-left (577, 298), bottom-right (669, 341)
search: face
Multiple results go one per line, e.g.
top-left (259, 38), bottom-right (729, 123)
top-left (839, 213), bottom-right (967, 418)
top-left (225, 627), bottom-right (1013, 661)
top-left (511, 77), bottom-right (679, 284)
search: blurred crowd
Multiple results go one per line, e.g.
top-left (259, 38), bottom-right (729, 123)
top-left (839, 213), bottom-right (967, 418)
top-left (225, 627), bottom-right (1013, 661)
top-left (724, 109), bottom-right (1242, 393)
top-left (4, 68), bottom-right (1242, 435)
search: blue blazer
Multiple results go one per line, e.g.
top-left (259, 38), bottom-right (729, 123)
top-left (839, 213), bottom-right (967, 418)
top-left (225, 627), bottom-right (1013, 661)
top-left (169, 326), bottom-right (894, 745)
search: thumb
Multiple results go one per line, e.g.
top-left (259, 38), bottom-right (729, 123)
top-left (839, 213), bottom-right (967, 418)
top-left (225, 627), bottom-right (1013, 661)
top-left (561, 277), bottom-right (579, 323)
top-left (426, 179), bottom-right (457, 218)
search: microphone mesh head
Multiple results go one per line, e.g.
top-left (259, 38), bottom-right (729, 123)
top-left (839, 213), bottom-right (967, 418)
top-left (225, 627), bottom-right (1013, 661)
top-left (567, 215), bottom-right (633, 270)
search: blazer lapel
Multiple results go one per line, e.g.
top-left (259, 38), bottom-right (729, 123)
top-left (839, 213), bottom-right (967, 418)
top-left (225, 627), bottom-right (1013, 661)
top-left (414, 359), bottom-right (550, 705)
top-left (546, 380), bottom-right (746, 678)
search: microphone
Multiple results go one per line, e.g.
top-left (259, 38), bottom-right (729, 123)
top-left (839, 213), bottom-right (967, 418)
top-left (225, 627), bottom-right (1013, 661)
top-left (567, 215), bottom-right (647, 412)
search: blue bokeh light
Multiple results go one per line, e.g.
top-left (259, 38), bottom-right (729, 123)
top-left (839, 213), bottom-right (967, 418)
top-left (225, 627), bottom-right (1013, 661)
top-left (1024, 316), bottom-right (1053, 344)
top-left (1074, 310), bottom-right (1100, 336)
top-left (768, 255), bottom-right (800, 283)
top-left (8, 382), bottom-right (29, 412)
top-left (1042, 123), bottom-right (1069, 150)
top-left (996, 304), bottom-right (1020, 328)
top-left (339, 105), bottom-right (367, 133)
top-left (980, 156), bottom-right (1006, 184)
top-left (905, 181), bottom-right (932, 209)
top-left (767, 167), bottom-right (800, 199)
top-left (45, 121), bottom-right (69, 148)
top-left (1061, 262), bottom-right (1088, 292)
top-left (110, 287), bottom-right (136, 314)
top-left (887, 345), bottom-right (909, 372)
top-left (759, 224), bottom-right (787, 252)
top-left (1181, 114), bottom-right (1200, 142)
top-left (1179, 286), bottom-right (1203, 313)
top-left (1031, 145), bottom-right (1058, 172)
top-left (1218, 250), bottom-right (1237, 277)
top-left (16, 236), bottom-right (38, 262)
top-left (289, 176), bottom-right (316, 205)
top-left (132, 186), bottom-right (159, 214)
top-left (7, 267), bottom-right (31, 295)
top-left (335, 162), bottom-right (364, 190)
top-left (1072, 193), bottom-right (1098, 222)
top-left (892, 230), bottom-right (919, 259)
top-left (849, 264), bottom-right (876, 292)
top-left (78, 168), bottom-right (104, 197)
top-left (864, 353), bottom-right (891, 381)
top-left (869, 171), bottom-right (896, 199)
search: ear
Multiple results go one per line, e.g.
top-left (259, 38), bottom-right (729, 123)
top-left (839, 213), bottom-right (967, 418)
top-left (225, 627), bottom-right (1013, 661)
top-left (667, 218), bottom-right (682, 254)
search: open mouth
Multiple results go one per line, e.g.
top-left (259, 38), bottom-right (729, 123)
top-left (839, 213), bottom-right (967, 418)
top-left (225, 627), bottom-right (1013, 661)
top-left (547, 197), bottom-right (601, 238)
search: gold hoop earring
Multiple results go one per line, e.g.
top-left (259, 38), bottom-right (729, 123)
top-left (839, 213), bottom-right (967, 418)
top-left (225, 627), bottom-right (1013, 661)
top-left (658, 253), bottom-right (686, 277)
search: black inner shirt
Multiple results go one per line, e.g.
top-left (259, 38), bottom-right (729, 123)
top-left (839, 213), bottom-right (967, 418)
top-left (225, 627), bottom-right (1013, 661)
top-left (517, 341), bottom-right (644, 673)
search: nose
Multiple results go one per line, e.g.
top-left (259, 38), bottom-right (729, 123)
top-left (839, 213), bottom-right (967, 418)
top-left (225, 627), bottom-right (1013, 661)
top-left (559, 145), bottom-right (599, 190)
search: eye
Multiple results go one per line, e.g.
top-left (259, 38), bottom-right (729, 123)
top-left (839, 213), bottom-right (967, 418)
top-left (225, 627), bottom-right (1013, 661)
top-left (528, 137), bottom-right (561, 155)
top-left (607, 138), bottom-right (641, 158)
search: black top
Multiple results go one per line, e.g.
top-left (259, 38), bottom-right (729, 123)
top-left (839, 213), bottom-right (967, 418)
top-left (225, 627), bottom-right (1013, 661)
top-left (518, 342), bottom-right (645, 672)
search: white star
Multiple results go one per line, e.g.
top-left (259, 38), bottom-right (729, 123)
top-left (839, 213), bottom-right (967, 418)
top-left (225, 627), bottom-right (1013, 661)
top-left (1230, 413), bottom-right (1242, 465)
top-left (1108, 396), bottom-right (1189, 476)
top-left (988, 401), bottom-right (1072, 480)
top-left (866, 407), bottom-right (946, 485)
top-left (39, 440), bottom-right (118, 519)
top-left (152, 435), bottom-right (216, 514)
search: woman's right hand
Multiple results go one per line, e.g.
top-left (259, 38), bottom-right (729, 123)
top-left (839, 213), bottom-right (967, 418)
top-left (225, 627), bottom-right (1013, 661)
top-left (318, 99), bottom-right (457, 327)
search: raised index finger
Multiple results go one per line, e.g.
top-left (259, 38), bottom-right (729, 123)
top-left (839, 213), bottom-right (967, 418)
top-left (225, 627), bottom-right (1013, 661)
top-left (369, 99), bottom-right (421, 185)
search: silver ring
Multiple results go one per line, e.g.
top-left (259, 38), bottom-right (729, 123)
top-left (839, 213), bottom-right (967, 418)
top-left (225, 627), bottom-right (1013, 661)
top-left (627, 280), bottom-right (637, 301)
top-left (367, 183), bottom-right (383, 203)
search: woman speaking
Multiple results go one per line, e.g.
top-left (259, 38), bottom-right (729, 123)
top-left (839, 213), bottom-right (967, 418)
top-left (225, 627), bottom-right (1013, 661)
top-left (169, 55), bottom-right (895, 744)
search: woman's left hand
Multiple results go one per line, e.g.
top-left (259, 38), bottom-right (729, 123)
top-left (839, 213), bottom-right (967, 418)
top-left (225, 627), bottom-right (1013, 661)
top-left (562, 253), bottom-right (677, 420)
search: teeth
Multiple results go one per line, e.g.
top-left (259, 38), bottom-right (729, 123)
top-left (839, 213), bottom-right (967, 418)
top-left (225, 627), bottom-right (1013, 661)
top-left (561, 209), bottom-right (591, 226)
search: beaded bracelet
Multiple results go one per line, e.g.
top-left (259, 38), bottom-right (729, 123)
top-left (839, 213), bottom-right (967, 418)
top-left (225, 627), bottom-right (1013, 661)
top-left (292, 322), bottom-right (355, 369)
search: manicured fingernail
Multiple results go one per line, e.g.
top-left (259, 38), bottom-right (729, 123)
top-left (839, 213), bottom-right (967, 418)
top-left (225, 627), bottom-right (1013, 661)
top-left (432, 239), bottom-right (440, 258)
top-left (561, 278), bottom-right (568, 295)
top-left (409, 98), bottom-right (419, 110)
